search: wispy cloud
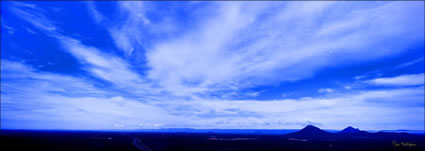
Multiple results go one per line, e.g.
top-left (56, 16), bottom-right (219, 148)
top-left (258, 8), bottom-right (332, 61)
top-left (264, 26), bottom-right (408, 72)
top-left (318, 88), bottom-right (335, 93)
top-left (3, 60), bottom-right (423, 130)
top-left (152, 86), bottom-right (424, 130)
top-left (58, 37), bottom-right (144, 86)
top-left (145, 1), bottom-right (424, 96)
top-left (10, 2), bottom-right (57, 32)
top-left (394, 57), bottom-right (424, 69)
top-left (366, 73), bottom-right (424, 86)
top-left (9, 2), bottom-right (161, 99)
top-left (86, 1), bottom-right (105, 24)
top-left (87, 1), bottom-right (150, 55)
top-left (1, 24), bottom-right (15, 34)
top-left (1, 60), bottom-right (175, 129)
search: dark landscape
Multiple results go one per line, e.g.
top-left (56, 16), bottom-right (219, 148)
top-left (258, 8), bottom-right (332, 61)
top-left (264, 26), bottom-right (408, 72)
top-left (1, 125), bottom-right (423, 151)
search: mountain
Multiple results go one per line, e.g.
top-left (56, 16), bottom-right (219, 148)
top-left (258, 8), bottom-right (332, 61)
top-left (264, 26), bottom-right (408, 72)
top-left (284, 125), bottom-right (332, 139)
top-left (284, 125), bottom-right (424, 143)
top-left (297, 125), bottom-right (328, 134)
top-left (339, 126), bottom-right (361, 134)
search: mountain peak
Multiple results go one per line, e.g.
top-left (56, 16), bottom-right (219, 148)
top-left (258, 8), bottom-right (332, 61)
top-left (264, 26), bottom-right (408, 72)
top-left (305, 125), bottom-right (319, 128)
top-left (339, 126), bottom-right (361, 134)
top-left (297, 125), bottom-right (327, 134)
top-left (284, 125), bottom-right (332, 139)
top-left (301, 125), bottom-right (321, 131)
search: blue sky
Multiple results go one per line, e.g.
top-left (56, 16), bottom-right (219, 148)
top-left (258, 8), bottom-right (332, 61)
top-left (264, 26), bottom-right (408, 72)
top-left (1, 1), bottom-right (424, 130)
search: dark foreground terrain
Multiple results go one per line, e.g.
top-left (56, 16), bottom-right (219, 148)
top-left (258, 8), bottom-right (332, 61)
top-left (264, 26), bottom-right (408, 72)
top-left (1, 126), bottom-right (424, 151)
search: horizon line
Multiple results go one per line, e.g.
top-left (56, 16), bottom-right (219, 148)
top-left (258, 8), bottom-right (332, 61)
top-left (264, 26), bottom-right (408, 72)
top-left (1, 127), bottom-right (424, 133)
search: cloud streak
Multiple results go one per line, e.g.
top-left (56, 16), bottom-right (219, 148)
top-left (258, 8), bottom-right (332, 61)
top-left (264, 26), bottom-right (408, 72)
top-left (1, 60), bottom-right (176, 129)
top-left (145, 1), bottom-right (424, 96)
top-left (394, 57), bottom-right (424, 69)
top-left (366, 73), bottom-right (425, 86)
top-left (2, 60), bottom-right (423, 130)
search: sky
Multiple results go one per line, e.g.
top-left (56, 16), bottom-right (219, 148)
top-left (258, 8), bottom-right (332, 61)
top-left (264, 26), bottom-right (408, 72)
top-left (1, 1), bottom-right (424, 131)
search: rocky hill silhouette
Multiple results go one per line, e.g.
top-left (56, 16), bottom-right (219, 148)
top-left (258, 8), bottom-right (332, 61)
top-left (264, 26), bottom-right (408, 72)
top-left (284, 125), bottom-right (332, 139)
top-left (284, 125), bottom-right (424, 142)
top-left (339, 126), bottom-right (361, 134)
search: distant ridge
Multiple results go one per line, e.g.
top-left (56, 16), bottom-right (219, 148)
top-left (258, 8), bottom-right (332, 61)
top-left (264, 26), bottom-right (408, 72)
top-left (283, 125), bottom-right (424, 142)
top-left (339, 126), bottom-right (361, 134)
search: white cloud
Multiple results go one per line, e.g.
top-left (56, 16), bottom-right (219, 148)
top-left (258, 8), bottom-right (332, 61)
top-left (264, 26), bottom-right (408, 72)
top-left (394, 57), bottom-right (424, 69)
top-left (318, 88), bottom-right (335, 93)
top-left (367, 73), bottom-right (424, 86)
top-left (108, 1), bottom-right (149, 55)
top-left (8, 3), bottom-right (161, 98)
top-left (1, 60), bottom-right (107, 97)
top-left (354, 75), bottom-right (366, 80)
top-left (11, 1), bottom-right (425, 98)
top-left (86, 1), bottom-right (150, 55)
top-left (10, 2), bottom-right (57, 32)
top-left (2, 60), bottom-right (424, 130)
top-left (54, 35), bottom-right (164, 99)
top-left (1, 60), bottom-right (175, 129)
top-left (2, 24), bottom-right (15, 34)
top-left (58, 37), bottom-right (140, 84)
top-left (246, 91), bottom-right (261, 97)
top-left (146, 1), bottom-right (424, 96)
top-left (86, 1), bottom-right (104, 24)
top-left (150, 86), bottom-right (424, 130)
